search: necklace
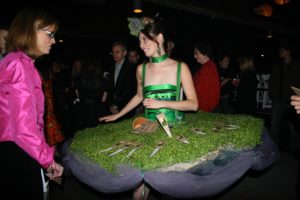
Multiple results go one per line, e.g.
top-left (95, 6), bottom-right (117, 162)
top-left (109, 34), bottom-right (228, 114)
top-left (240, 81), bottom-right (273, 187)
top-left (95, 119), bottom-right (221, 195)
top-left (150, 54), bottom-right (168, 63)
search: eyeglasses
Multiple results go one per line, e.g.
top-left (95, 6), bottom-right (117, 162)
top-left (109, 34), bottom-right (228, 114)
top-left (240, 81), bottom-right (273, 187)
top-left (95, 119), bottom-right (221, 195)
top-left (39, 29), bottom-right (56, 39)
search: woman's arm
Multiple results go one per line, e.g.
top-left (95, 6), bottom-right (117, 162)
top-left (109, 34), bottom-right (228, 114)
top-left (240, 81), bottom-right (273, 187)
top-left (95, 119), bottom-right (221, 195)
top-left (99, 65), bottom-right (144, 122)
top-left (2, 60), bottom-right (55, 169)
top-left (143, 62), bottom-right (198, 111)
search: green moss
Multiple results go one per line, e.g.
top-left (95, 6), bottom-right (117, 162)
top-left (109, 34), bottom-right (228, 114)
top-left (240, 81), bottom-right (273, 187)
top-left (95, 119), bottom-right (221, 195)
top-left (70, 112), bottom-right (263, 173)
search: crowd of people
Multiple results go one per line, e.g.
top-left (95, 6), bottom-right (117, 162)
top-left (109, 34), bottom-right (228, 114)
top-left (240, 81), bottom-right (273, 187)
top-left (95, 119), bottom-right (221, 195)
top-left (0, 5), bottom-right (300, 200)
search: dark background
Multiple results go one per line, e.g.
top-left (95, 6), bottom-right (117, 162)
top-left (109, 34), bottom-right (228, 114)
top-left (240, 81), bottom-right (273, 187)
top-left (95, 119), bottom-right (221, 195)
top-left (1, 0), bottom-right (300, 72)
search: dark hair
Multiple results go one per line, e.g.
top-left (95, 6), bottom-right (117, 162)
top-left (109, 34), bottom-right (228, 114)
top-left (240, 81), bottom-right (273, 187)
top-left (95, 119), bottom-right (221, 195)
top-left (194, 41), bottom-right (214, 59)
top-left (112, 40), bottom-right (127, 51)
top-left (140, 17), bottom-right (169, 53)
top-left (216, 53), bottom-right (230, 62)
top-left (128, 47), bottom-right (139, 53)
top-left (7, 6), bottom-right (59, 59)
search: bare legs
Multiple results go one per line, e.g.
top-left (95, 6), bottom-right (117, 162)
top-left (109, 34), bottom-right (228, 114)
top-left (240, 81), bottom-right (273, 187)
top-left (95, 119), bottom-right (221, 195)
top-left (133, 183), bottom-right (150, 200)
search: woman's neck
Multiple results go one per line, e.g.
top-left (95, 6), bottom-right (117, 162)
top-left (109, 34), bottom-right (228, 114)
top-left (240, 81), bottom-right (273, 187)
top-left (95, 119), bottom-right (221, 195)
top-left (150, 54), bottom-right (168, 63)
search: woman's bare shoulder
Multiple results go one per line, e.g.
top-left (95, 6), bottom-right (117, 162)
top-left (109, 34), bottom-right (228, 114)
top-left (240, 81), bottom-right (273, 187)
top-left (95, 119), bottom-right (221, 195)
top-left (137, 62), bottom-right (146, 71)
top-left (170, 59), bottom-right (189, 70)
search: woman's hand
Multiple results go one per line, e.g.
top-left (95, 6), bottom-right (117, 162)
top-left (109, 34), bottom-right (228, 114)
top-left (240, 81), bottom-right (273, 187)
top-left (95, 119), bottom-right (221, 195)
top-left (46, 161), bottom-right (64, 180)
top-left (143, 98), bottom-right (163, 109)
top-left (99, 114), bottom-right (119, 122)
top-left (291, 95), bottom-right (300, 114)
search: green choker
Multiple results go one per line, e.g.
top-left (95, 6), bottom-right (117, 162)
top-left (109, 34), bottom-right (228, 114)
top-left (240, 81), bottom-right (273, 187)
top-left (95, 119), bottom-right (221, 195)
top-left (150, 54), bottom-right (168, 63)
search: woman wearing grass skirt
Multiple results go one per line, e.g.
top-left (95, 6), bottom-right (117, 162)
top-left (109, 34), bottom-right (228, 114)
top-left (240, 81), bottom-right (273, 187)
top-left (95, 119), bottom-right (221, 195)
top-left (99, 16), bottom-right (197, 125)
top-left (0, 6), bottom-right (63, 199)
top-left (99, 16), bottom-right (198, 200)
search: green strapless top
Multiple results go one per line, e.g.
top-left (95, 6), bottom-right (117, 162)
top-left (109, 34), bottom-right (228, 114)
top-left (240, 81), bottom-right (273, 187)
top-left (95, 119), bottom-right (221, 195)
top-left (142, 63), bottom-right (184, 127)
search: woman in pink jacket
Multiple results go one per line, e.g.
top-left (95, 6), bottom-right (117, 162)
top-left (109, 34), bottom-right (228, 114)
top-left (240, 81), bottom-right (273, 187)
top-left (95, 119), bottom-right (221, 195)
top-left (0, 6), bottom-right (63, 199)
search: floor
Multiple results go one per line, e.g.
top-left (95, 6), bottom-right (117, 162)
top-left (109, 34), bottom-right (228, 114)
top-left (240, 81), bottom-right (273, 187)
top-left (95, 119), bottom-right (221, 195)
top-left (213, 151), bottom-right (299, 200)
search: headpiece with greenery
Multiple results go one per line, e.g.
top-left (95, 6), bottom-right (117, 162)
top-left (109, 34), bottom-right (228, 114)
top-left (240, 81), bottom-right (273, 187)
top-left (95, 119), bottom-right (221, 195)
top-left (127, 16), bottom-right (155, 37)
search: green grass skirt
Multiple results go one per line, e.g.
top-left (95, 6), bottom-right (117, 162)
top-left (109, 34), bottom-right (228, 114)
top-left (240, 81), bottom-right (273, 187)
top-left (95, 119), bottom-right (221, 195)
top-left (70, 112), bottom-right (263, 173)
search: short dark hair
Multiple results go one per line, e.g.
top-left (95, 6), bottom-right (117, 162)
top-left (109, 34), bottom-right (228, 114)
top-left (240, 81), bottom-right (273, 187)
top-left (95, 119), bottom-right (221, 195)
top-left (128, 47), bottom-right (139, 53)
top-left (216, 53), bottom-right (230, 62)
top-left (112, 40), bottom-right (127, 51)
top-left (194, 41), bottom-right (214, 59)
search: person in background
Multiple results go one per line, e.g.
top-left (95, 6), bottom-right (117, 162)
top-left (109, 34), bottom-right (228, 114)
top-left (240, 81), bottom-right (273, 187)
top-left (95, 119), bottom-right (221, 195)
top-left (70, 58), bottom-right (83, 90)
top-left (0, 26), bottom-right (8, 60)
top-left (73, 58), bottom-right (108, 131)
top-left (36, 57), bottom-right (65, 147)
top-left (65, 57), bottom-right (83, 111)
top-left (235, 55), bottom-right (257, 116)
top-left (128, 47), bottom-right (141, 65)
top-left (270, 40), bottom-right (300, 151)
top-left (128, 47), bottom-right (145, 115)
top-left (106, 40), bottom-right (137, 119)
top-left (48, 56), bottom-right (70, 136)
top-left (193, 41), bottom-right (220, 112)
top-left (0, 6), bottom-right (63, 199)
top-left (215, 53), bottom-right (236, 114)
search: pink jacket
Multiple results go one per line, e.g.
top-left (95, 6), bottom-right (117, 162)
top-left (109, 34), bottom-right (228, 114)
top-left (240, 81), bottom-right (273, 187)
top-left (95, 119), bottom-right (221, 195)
top-left (0, 51), bottom-right (54, 169)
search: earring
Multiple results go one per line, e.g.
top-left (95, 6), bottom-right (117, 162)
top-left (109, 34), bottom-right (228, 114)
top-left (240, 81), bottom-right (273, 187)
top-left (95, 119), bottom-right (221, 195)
top-left (157, 46), bottom-right (161, 56)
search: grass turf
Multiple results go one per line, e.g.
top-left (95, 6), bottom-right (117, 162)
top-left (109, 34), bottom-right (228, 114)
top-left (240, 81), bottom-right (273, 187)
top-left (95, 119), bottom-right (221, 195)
top-left (70, 112), bottom-right (263, 173)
